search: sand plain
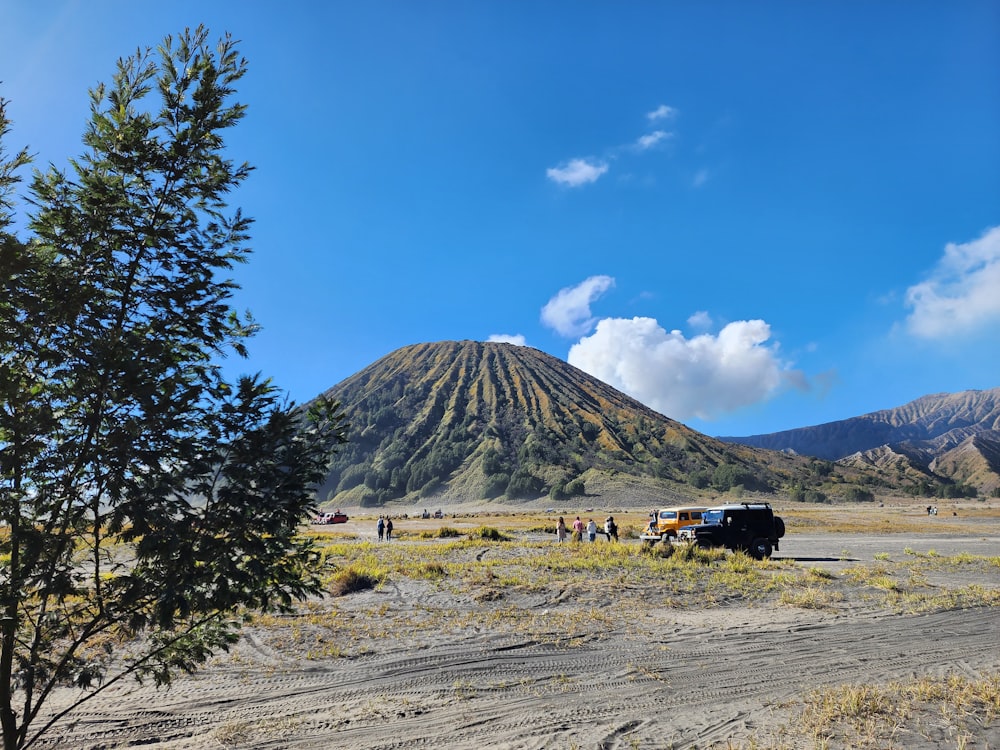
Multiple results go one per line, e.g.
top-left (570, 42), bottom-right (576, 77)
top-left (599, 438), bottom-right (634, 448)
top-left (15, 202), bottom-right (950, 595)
top-left (36, 502), bottom-right (1000, 749)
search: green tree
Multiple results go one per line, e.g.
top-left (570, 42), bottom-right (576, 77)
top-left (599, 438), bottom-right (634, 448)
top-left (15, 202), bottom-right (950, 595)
top-left (482, 472), bottom-right (510, 499)
top-left (711, 463), bottom-right (754, 492)
top-left (506, 468), bottom-right (543, 499)
top-left (548, 481), bottom-right (568, 502)
top-left (0, 28), bottom-right (346, 750)
top-left (688, 469), bottom-right (711, 489)
top-left (844, 487), bottom-right (875, 503)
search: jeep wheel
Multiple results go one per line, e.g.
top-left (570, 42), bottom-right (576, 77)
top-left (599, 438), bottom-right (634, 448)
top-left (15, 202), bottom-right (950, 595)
top-left (750, 538), bottom-right (772, 560)
top-left (662, 532), bottom-right (676, 544)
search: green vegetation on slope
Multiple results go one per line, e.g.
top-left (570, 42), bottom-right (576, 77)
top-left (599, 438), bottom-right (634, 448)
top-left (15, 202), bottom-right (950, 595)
top-left (314, 341), bottom-right (937, 508)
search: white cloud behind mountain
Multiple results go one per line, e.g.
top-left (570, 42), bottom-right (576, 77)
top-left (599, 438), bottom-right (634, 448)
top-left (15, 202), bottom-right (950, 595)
top-left (541, 277), bottom-right (797, 422)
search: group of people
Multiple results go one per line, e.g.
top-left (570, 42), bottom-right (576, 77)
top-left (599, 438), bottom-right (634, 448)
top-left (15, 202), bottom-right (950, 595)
top-left (376, 515), bottom-right (393, 541)
top-left (555, 515), bottom-right (618, 543)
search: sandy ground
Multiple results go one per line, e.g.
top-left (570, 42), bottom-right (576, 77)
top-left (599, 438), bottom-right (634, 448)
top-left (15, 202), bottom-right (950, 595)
top-left (35, 519), bottom-right (1000, 750)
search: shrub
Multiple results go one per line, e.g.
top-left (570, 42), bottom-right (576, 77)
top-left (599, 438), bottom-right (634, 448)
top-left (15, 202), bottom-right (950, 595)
top-left (711, 463), bottom-right (755, 492)
top-left (331, 565), bottom-right (386, 596)
top-left (419, 478), bottom-right (441, 497)
top-left (419, 527), bottom-right (462, 539)
top-left (409, 562), bottom-right (446, 580)
top-left (336, 464), bottom-right (368, 493)
top-left (844, 487), bottom-right (875, 503)
top-left (482, 472), bottom-right (510, 499)
top-left (469, 526), bottom-right (511, 541)
top-left (506, 469), bottom-right (543, 499)
top-left (639, 540), bottom-right (719, 563)
top-left (792, 488), bottom-right (829, 503)
top-left (688, 470), bottom-right (711, 489)
top-left (358, 489), bottom-right (381, 507)
top-left (640, 540), bottom-right (676, 559)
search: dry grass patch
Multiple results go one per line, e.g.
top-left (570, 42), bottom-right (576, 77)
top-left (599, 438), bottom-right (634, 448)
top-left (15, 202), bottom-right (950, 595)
top-left (299, 531), bottom-right (999, 657)
top-left (794, 672), bottom-right (1000, 749)
top-left (213, 720), bottom-right (253, 748)
top-left (417, 526), bottom-right (462, 539)
top-left (639, 539), bottom-right (722, 564)
top-left (779, 586), bottom-right (845, 609)
top-left (806, 566), bottom-right (836, 581)
top-left (838, 552), bottom-right (1000, 612)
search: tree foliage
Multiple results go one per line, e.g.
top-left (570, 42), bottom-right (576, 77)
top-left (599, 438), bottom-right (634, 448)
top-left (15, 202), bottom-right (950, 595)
top-left (843, 487), bottom-right (875, 503)
top-left (711, 463), bottom-right (754, 492)
top-left (0, 28), bottom-right (346, 749)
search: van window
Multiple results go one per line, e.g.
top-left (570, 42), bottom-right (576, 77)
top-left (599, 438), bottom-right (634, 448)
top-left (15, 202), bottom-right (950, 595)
top-left (660, 511), bottom-right (677, 520)
top-left (679, 512), bottom-right (690, 521)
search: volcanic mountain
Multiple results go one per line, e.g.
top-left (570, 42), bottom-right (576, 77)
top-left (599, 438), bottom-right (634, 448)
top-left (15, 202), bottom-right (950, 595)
top-left (721, 388), bottom-right (1000, 495)
top-left (312, 341), bottom-right (881, 508)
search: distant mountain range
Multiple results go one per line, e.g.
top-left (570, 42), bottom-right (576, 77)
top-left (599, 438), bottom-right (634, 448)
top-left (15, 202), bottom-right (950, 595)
top-left (722, 388), bottom-right (1000, 496)
top-left (312, 341), bottom-right (990, 508)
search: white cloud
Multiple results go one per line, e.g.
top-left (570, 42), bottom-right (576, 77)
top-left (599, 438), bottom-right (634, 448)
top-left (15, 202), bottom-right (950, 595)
top-left (546, 105), bottom-right (680, 185)
top-left (488, 334), bottom-right (526, 346)
top-left (636, 130), bottom-right (671, 150)
top-left (541, 275), bottom-right (615, 337)
top-left (904, 225), bottom-right (1000, 339)
top-left (692, 168), bottom-right (709, 188)
top-left (546, 158), bottom-right (609, 187)
top-left (567, 317), bottom-right (791, 421)
top-left (687, 310), bottom-right (712, 330)
top-left (647, 104), bottom-right (677, 121)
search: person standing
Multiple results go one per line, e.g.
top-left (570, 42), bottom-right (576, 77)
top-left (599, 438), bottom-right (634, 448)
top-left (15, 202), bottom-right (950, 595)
top-left (586, 518), bottom-right (597, 542)
top-left (572, 516), bottom-right (584, 542)
top-left (377, 515), bottom-right (385, 541)
top-left (556, 516), bottom-right (567, 543)
top-left (386, 517), bottom-right (394, 540)
top-left (605, 516), bottom-right (618, 542)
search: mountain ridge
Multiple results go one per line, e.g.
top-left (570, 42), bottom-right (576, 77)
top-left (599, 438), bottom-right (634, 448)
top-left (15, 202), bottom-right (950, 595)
top-left (721, 388), bottom-right (1000, 495)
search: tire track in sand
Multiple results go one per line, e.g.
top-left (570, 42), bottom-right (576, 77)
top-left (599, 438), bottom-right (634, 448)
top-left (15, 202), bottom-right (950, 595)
top-left (40, 606), bottom-right (999, 749)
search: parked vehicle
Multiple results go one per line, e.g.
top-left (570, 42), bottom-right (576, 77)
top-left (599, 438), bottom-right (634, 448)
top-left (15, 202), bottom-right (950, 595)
top-left (677, 523), bottom-right (700, 541)
top-left (316, 511), bottom-right (349, 524)
top-left (639, 506), bottom-right (707, 543)
top-left (691, 503), bottom-right (785, 559)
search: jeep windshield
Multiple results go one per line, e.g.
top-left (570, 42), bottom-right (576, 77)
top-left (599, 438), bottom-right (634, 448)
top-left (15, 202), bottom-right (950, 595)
top-left (701, 509), bottom-right (725, 524)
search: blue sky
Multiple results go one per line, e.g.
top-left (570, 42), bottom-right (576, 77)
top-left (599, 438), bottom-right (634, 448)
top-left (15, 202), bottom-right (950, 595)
top-left (3, 2), bottom-right (999, 437)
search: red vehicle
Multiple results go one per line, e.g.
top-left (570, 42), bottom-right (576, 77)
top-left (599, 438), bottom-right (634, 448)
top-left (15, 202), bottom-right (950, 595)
top-left (316, 511), bottom-right (349, 524)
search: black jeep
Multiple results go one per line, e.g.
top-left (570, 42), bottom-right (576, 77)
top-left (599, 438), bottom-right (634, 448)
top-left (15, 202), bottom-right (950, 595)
top-left (692, 503), bottom-right (785, 559)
